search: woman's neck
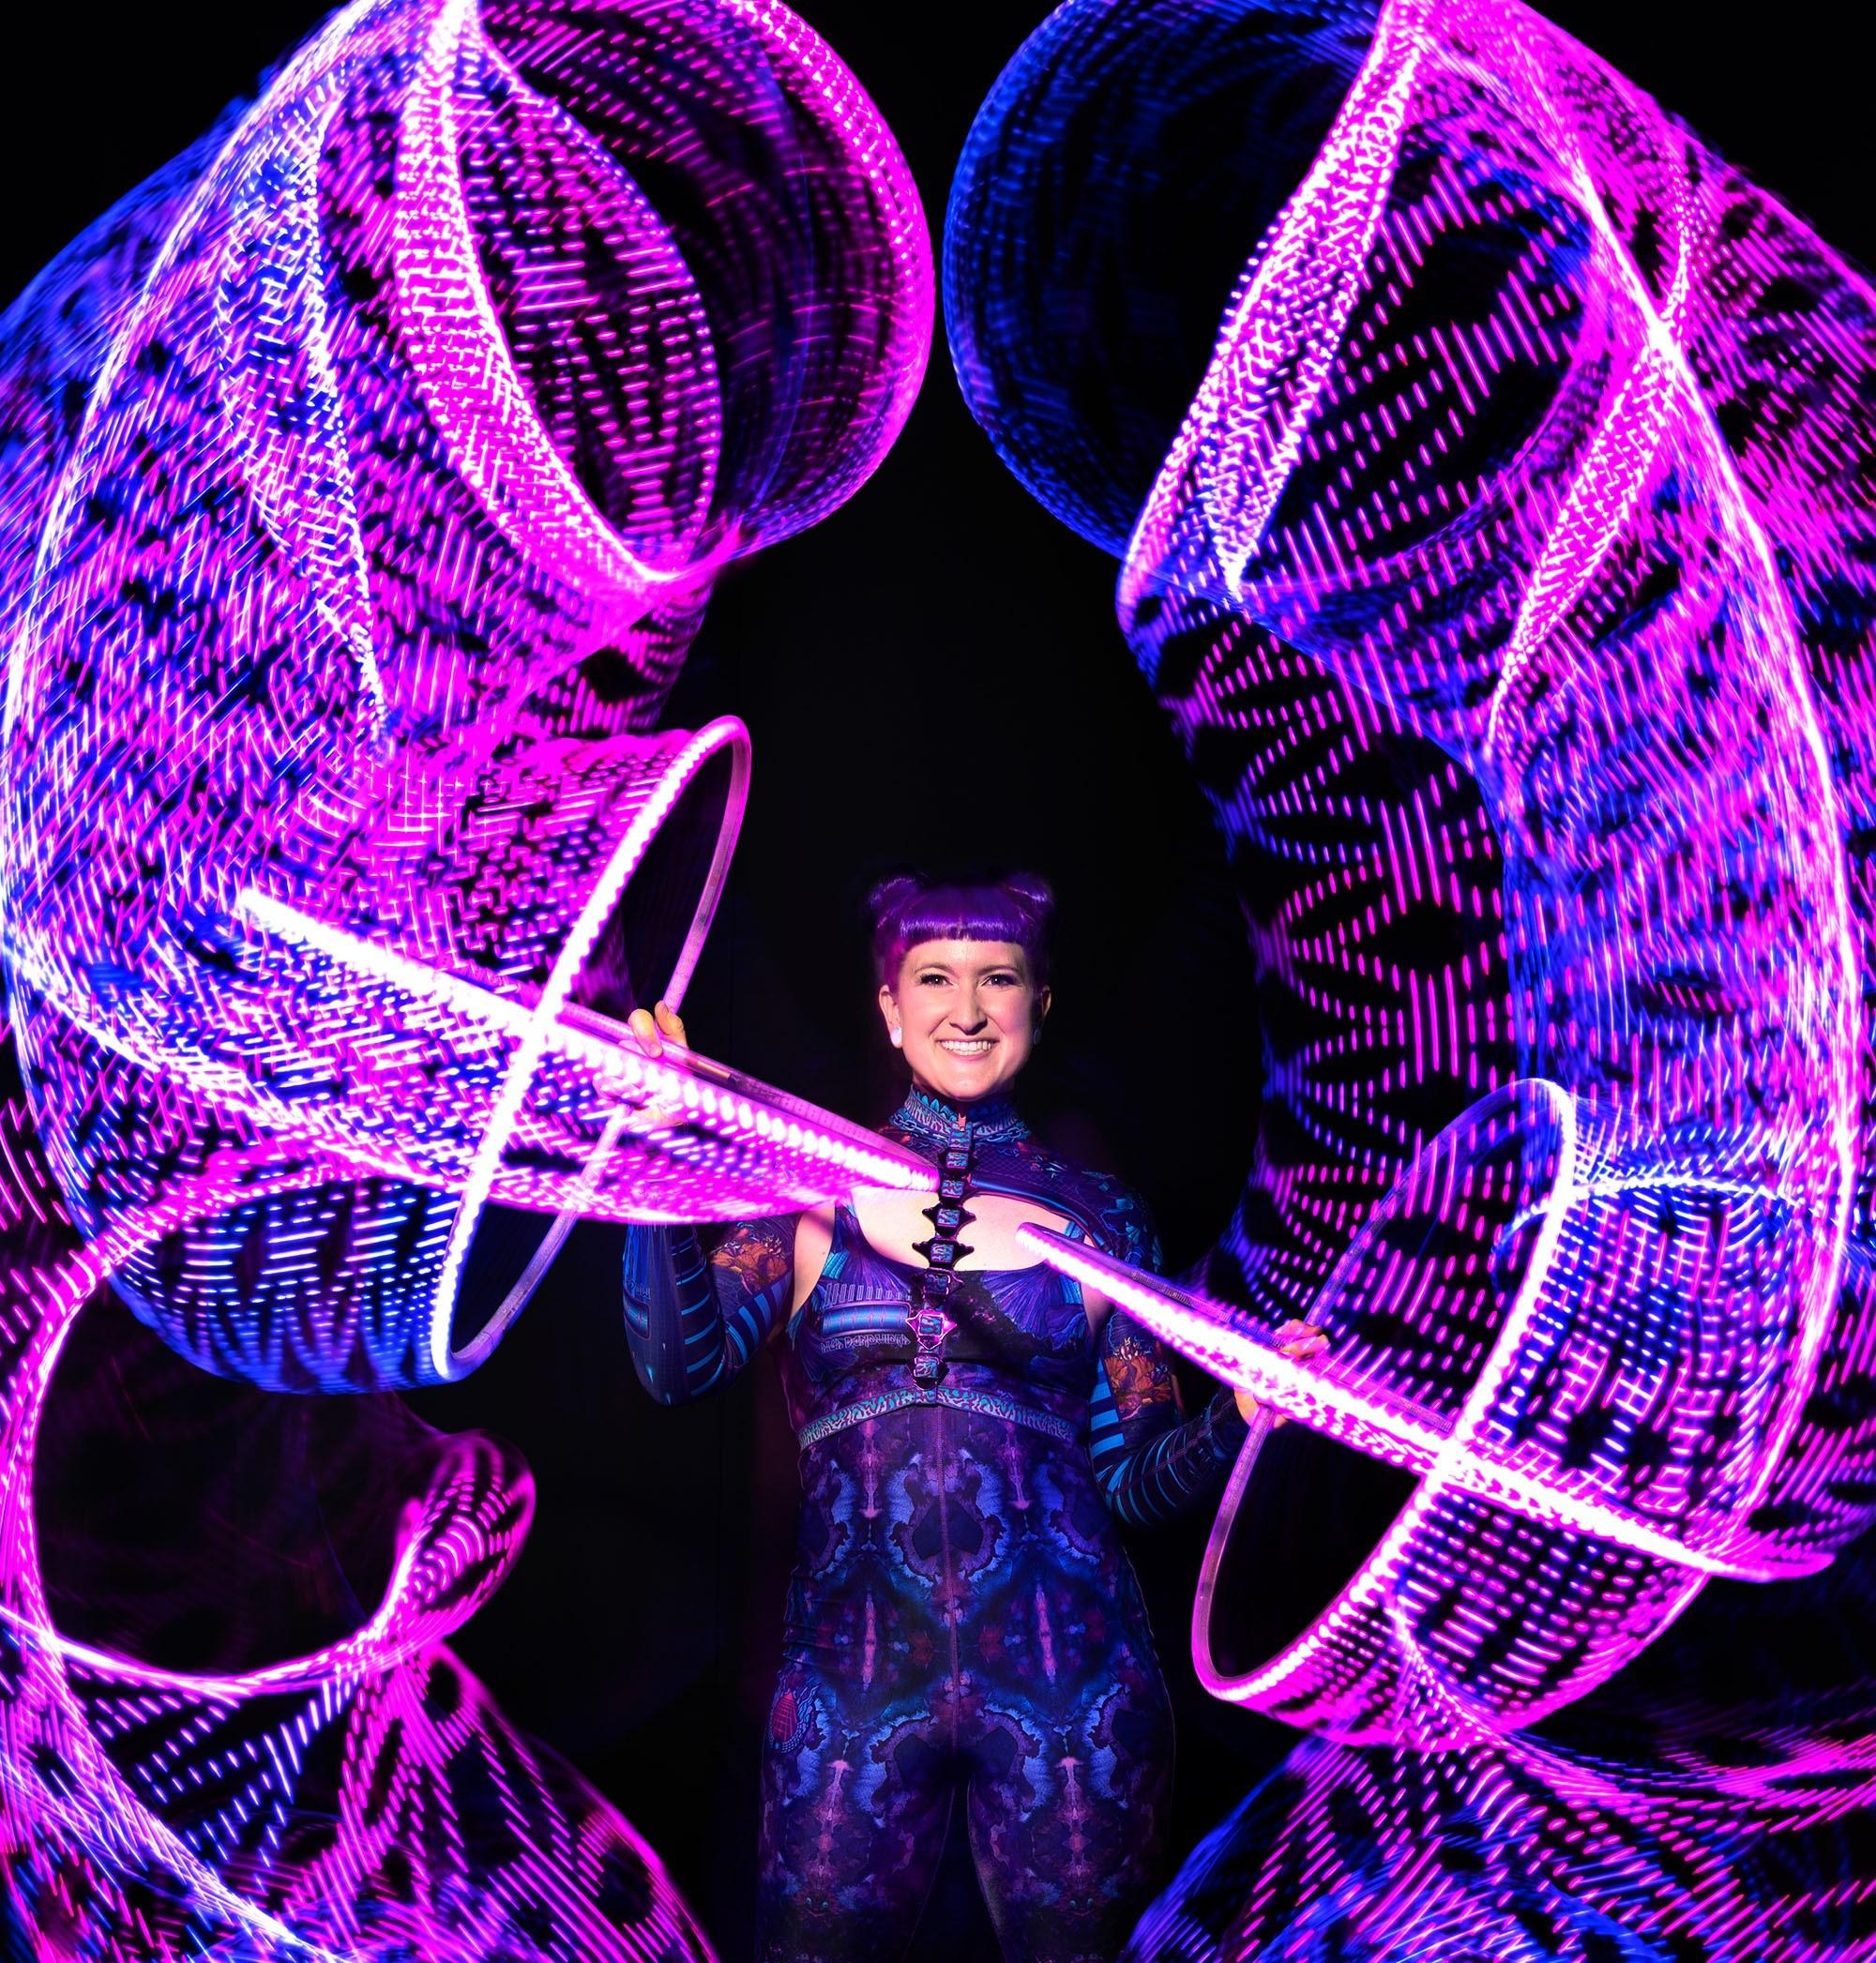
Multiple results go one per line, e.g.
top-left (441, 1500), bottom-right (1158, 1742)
top-left (892, 1081), bottom-right (1030, 1147)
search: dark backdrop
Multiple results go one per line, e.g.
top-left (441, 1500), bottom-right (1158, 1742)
top-left (5, 4), bottom-right (1868, 1955)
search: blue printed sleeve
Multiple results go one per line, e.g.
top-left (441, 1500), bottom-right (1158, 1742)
top-left (1088, 1316), bottom-right (1250, 1526)
top-left (622, 1216), bottom-right (794, 1405)
top-left (1082, 1193), bottom-right (1250, 1526)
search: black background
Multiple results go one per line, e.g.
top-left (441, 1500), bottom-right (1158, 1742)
top-left (5, 4), bottom-right (1869, 1955)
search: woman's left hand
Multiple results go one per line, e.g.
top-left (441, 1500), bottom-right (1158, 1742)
top-left (1233, 1319), bottom-right (1328, 1427)
top-left (618, 1000), bottom-right (694, 1135)
top-left (625, 999), bottom-right (688, 1058)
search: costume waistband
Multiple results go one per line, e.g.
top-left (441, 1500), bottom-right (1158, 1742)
top-left (796, 1384), bottom-right (1081, 1449)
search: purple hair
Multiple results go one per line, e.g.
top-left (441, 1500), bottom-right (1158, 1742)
top-left (867, 872), bottom-right (1056, 987)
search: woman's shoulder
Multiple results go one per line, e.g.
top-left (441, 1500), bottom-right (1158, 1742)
top-left (986, 1138), bottom-right (1160, 1264)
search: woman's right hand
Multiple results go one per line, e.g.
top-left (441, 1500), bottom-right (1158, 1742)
top-left (626, 999), bottom-right (689, 1058)
top-left (1234, 1319), bottom-right (1327, 1427)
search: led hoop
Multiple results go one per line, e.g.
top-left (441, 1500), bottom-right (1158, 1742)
top-left (238, 715), bottom-right (937, 1382)
top-left (439, 717), bottom-right (747, 1375)
top-left (284, 717), bottom-right (751, 1382)
top-left (0, 0), bottom-right (934, 1940)
top-left (950, 0), bottom-right (1876, 1942)
top-left (1, 1143), bottom-right (692, 1960)
top-left (958, 0), bottom-right (1864, 1747)
top-left (446, 717), bottom-right (756, 1363)
top-left (0, 1155), bottom-right (442, 1961)
top-left (397, 0), bottom-right (722, 598)
top-left (1026, 1081), bottom-right (1830, 1743)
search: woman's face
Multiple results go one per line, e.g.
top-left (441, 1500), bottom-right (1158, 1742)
top-left (879, 939), bottom-right (1050, 1106)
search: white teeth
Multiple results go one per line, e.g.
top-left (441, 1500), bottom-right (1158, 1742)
top-left (937, 1039), bottom-right (992, 1054)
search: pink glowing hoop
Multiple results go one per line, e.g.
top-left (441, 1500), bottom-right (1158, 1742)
top-left (961, 0), bottom-right (1875, 1750)
top-left (0, 0), bottom-right (934, 1948)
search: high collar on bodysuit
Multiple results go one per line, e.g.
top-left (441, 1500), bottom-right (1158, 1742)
top-left (889, 1084), bottom-right (1031, 1154)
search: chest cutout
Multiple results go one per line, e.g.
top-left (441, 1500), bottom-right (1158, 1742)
top-left (849, 1186), bottom-right (1071, 1271)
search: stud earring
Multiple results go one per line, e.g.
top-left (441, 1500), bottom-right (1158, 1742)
top-left (890, 1027), bottom-right (902, 1049)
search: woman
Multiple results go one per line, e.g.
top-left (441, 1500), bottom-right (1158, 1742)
top-left (621, 873), bottom-right (1318, 1963)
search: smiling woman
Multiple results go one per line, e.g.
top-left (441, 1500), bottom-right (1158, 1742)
top-left (618, 870), bottom-right (1317, 1963)
top-left (871, 873), bottom-right (1053, 1093)
top-left (885, 936), bottom-right (1041, 1083)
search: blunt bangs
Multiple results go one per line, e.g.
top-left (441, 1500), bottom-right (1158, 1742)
top-left (869, 875), bottom-right (1055, 987)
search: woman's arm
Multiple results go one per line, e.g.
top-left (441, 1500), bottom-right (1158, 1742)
top-left (1087, 1311), bottom-right (1251, 1527)
top-left (621, 1216), bottom-right (795, 1405)
top-left (1080, 1185), bottom-right (1325, 1524)
top-left (617, 999), bottom-right (836, 1405)
top-left (1080, 1189), bottom-right (1249, 1525)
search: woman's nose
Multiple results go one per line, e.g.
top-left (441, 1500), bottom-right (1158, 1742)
top-left (950, 998), bottom-right (990, 1033)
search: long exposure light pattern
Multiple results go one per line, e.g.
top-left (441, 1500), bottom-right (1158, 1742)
top-left (0, 1081), bottom-right (712, 1958)
top-left (1, 0), bottom-right (933, 1397)
top-left (1126, 1487), bottom-right (1876, 1960)
top-left (949, 0), bottom-right (1876, 1753)
top-left (1127, 1688), bottom-right (1876, 1960)
top-left (0, 0), bottom-right (933, 1951)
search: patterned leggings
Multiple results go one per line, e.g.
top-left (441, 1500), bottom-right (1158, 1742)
top-left (756, 1405), bottom-right (1175, 1962)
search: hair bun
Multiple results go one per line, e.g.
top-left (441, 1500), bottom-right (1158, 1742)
top-left (864, 871), bottom-right (929, 934)
top-left (999, 871), bottom-right (1055, 921)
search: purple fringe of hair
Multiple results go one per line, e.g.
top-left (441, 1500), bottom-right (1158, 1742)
top-left (867, 873), bottom-right (1055, 985)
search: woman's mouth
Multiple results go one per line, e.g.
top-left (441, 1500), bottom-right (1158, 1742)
top-left (935, 1038), bottom-right (995, 1058)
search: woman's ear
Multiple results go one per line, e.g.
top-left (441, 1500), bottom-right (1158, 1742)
top-left (1034, 984), bottom-right (1052, 1034)
top-left (878, 982), bottom-right (903, 1049)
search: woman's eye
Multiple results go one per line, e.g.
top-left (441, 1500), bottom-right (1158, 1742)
top-left (917, 973), bottom-right (949, 987)
top-left (984, 974), bottom-right (1020, 988)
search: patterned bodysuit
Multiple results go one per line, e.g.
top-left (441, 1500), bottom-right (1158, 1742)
top-left (623, 1089), bottom-right (1249, 1963)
